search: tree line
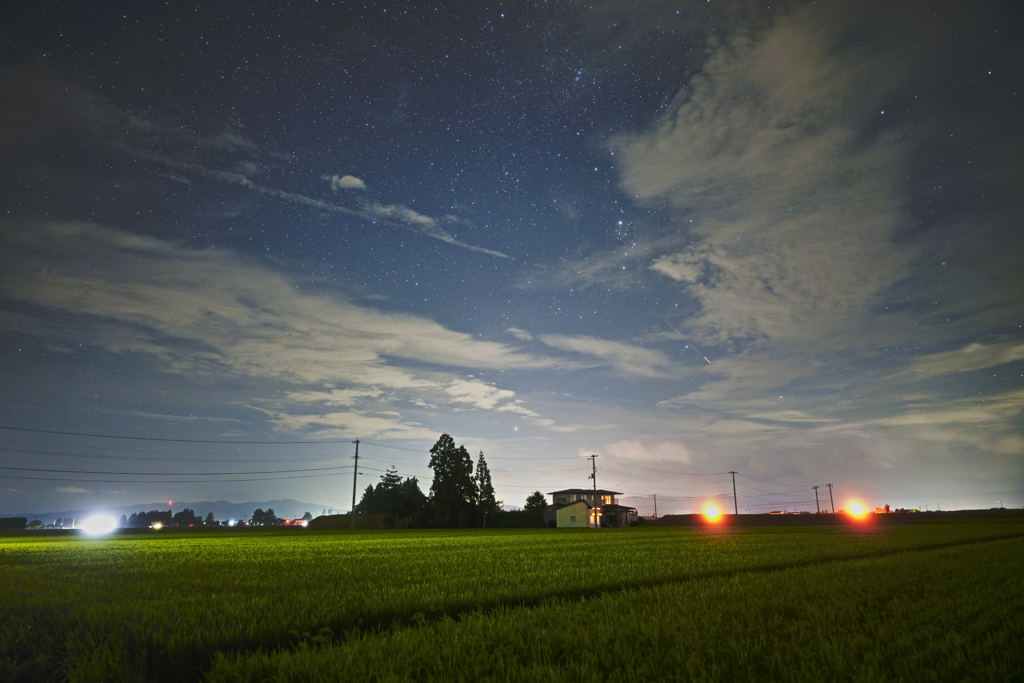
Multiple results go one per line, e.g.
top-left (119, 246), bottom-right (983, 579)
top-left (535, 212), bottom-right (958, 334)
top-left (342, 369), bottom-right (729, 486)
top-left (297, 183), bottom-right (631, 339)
top-left (353, 433), bottom-right (548, 528)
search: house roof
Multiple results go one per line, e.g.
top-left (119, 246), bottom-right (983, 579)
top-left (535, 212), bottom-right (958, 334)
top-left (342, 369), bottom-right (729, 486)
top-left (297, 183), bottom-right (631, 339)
top-left (548, 488), bottom-right (623, 495)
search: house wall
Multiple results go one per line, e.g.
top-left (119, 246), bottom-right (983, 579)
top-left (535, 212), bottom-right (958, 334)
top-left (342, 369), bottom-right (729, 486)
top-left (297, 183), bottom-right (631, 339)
top-left (556, 502), bottom-right (594, 528)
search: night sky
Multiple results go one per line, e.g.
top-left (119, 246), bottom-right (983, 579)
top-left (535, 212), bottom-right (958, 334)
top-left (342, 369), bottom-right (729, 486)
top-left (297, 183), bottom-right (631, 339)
top-left (2, 0), bottom-right (1022, 516)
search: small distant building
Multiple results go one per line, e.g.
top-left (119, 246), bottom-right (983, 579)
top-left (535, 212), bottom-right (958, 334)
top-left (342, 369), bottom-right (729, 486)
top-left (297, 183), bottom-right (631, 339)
top-left (545, 489), bottom-right (638, 528)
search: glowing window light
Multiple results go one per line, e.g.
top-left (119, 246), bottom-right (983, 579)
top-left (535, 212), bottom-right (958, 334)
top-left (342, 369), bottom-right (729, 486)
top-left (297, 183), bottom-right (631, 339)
top-left (82, 514), bottom-right (118, 536)
top-left (703, 504), bottom-right (721, 520)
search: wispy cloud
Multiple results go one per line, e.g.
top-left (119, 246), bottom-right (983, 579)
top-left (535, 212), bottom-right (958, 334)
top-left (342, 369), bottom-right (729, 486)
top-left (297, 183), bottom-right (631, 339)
top-left (539, 334), bottom-right (680, 379)
top-left (613, 6), bottom-right (913, 349)
top-left (0, 63), bottom-right (510, 259)
top-left (602, 439), bottom-right (694, 463)
top-left (325, 174), bottom-right (367, 191)
top-left (202, 167), bottom-right (513, 259)
top-left (0, 221), bottom-right (554, 433)
top-left (444, 379), bottom-right (554, 426)
top-left (900, 342), bottom-right (1024, 379)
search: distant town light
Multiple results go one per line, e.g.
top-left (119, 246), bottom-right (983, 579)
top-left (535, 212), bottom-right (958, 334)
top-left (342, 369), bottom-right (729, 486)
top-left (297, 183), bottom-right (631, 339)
top-left (82, 514), bottom-right (117, 536)
top-left (150, 522), bottom-right (163, 530)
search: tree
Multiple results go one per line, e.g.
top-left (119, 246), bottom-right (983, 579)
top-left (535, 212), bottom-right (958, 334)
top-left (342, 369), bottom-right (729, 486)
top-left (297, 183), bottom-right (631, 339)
top-left (301, 511), bottom-right (313, 521)
top-left (524, 491), bottom-right (547, 511)
top-left (428, 433), bottom-right (475, 527)
top-left (118, 514), bottom-right (128, 528)
top-left (205, 512), bottom-right (215, 525)
top-left (172, 508), bottom-right (200, 527)
top-left (397, 477), bottom-right (427, 528)
top-left (355, 484), bottom-right (378, 513)
top-left (252, 508), bottom-right (278, 526)
top-left (473, 451), bottom-right (500, 525)
top-left (374, 467), bottom-right (403, 525)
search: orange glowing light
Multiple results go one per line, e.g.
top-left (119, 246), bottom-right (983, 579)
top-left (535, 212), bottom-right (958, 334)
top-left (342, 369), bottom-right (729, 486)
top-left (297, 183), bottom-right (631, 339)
top-left (703, 504), bottom-right (721, 520)
top-left (848, 502), bottom-right (866, 517)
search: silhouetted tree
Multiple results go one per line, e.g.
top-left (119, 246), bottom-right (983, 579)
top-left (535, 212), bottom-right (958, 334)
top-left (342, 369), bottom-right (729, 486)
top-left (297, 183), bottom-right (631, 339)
top-left (428, 433), bottom-right (475, 527)
top-left (172, 508), bottom-right (200, 527)
top-left (118, 514), bottom-right (128, 528)
top-left (252, 508), bottom-right (278, 526)
top-left (355, 484), bottom-right (378, 513)
top-left (128, 510), bottom-right (172, 527)
top-left (397, 477), bottom-right (428, 528)
top-left (473, 451), bottom-right (500, 525)
top-left (524, 491), bottom-right (547, 511)
top-left (205, 512), bottom-right (215, 524)
top-left (301, 511), bottom-right (313, 521)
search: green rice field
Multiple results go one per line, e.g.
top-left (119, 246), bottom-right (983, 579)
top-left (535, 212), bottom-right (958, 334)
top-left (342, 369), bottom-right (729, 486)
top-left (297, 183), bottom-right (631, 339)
top-left (2, 519), bottom-right (1023, 682)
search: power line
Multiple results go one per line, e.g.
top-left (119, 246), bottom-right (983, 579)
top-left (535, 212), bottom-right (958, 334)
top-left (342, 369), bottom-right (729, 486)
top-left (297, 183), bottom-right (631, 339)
top-left (0, 464), bottom-right (353, 476)
top-left (0, 471), bottom-right (354, 483)
top-left (0, 436), bottom-right (346, 456)
top-left (0, 445), bottom-right (340, 464)
top-left (0, 425), bottom-right (352, 444)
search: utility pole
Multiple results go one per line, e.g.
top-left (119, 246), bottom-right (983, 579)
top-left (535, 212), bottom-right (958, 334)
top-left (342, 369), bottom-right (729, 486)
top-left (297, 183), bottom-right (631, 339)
top-left (587, 454), bottom-right (599, 529)
top-left (827, 483), bottom-right (836, 523)
top-left (729, 471), bottom-right (739, 516)
top-left (653, 494), bottom-right (657, 521)
top-left (813, 485), bottom-right (821, 515)
top-left (350, 439), bottom-right (360, 535)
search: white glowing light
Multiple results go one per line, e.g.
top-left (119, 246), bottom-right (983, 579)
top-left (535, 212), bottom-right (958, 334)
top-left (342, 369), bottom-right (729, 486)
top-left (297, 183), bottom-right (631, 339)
top-left (82, 514), bottom-right (118, 536)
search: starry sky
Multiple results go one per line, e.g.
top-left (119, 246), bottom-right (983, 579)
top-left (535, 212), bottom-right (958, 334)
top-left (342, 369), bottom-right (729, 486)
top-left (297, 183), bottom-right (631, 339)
top-left (2, 0), bottom-right (1022, 516)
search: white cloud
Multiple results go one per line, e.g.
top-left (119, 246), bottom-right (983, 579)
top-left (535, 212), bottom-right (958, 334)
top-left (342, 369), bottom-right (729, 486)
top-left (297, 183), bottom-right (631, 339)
top-left (283, 388), bottom-right (385, 406)
top-left (55, 486), bottom-right (89, 493)
top-left (0, 221), bottom-right (557, 433)
top-left (745, 410), bottom-right (836, 423)
top-left (368, 203), bottom-right (437, 228)
top-left (445, 379), bottom-right (516, 410)
top-left (539, 334), bottom-right (678, 378)
top-left (649, 253), bottom-right (703, 283)
top-left (443, 379), bottom-right (554, 426)
top-left (901, 342), bottom-right (1024, 379)
top-left (603, 439), bottom-right (694, 463)
top-left (607, 7), bottom-right (916, 349)
top-left (326, 174), bottom-right (366, 191)
top-left (506, 328), bottom-right (534, 341)
top-left (260, 409), bottom-right (438, 441)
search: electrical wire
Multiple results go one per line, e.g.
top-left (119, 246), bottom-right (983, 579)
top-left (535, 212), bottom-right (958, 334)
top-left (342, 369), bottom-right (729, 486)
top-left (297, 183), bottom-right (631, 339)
top-left (0, 425), bottom-right (352, 444)
top-left (0, 472), bottom-right (354, 483)
top-left (0, 445), bottom-right (341, 464)
top-left (0, 464), bottom-right (353, 476)
top-left (0, 436), bottom-right (348, 457)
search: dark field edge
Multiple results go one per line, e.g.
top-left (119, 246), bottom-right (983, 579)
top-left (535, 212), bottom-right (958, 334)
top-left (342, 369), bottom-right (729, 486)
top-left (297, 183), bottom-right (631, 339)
top-left (183, 527), bottom-right (1024, 682)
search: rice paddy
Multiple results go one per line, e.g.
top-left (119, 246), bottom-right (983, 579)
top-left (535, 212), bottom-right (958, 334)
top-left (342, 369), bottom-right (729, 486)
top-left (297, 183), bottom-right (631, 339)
top-left (2, 519), bottom-right (1023, 682)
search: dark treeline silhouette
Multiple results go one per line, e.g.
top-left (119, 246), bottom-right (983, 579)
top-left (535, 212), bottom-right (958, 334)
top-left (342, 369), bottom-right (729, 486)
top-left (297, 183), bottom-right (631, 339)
top-left (127, 510), bottom-right (173, 527)
top-left (354, 434), bottom-right (544, 529)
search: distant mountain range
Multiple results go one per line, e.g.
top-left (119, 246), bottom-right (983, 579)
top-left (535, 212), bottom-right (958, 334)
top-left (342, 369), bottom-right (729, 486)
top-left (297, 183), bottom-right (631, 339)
top-left (2, 499), bottom-right (338, 523)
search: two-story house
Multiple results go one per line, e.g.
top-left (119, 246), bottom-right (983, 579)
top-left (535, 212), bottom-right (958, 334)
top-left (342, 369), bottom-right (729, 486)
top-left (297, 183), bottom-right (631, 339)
top-left (544, 489), bottom-right (638, 528)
